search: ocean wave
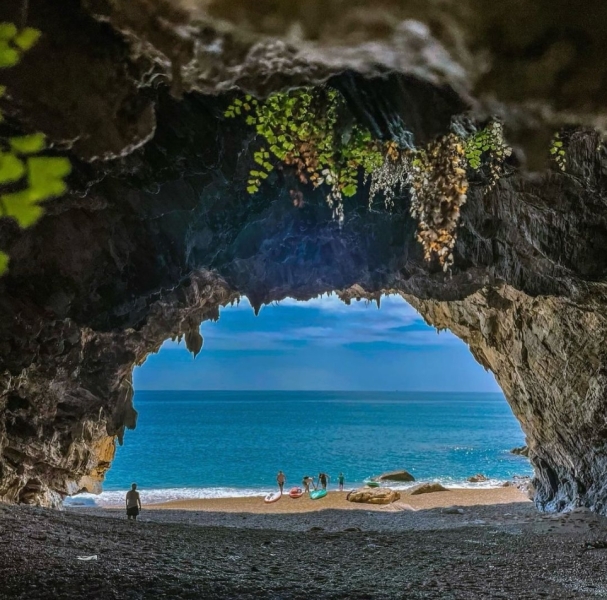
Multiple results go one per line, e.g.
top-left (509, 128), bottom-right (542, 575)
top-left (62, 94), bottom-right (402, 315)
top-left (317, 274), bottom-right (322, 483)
top-left (63, 477), bottom-right (521, 507)
top-left (63, 487), bottom-right (267, 507)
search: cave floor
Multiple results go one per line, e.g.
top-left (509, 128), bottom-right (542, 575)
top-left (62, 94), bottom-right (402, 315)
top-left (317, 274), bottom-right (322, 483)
top-left (2, 503), bottom-right (607, 599)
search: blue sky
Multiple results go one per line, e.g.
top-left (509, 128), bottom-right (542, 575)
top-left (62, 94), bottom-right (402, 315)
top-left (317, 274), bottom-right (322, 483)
top-left (134, 294), bottom-right (500, 392)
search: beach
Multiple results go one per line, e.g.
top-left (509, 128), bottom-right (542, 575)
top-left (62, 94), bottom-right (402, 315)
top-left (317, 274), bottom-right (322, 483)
top-left (146, 486), bottom-right (528, 513)
top-left (3, 487), bottom-right (607, 599)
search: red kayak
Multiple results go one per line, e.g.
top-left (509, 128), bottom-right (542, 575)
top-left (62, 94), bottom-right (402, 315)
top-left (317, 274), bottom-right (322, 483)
top-left (289, 487), bottom-right (304, 499)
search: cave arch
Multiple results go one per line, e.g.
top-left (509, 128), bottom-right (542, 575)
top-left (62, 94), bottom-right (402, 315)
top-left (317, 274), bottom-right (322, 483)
top-left (95, 293), bottom-right (529, 505)
top-left (1, 0), bottom-right (607, 516)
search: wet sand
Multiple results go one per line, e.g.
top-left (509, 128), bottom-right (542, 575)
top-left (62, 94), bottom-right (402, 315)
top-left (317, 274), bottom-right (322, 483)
top-left (147, 486), bottom-right (528, 513)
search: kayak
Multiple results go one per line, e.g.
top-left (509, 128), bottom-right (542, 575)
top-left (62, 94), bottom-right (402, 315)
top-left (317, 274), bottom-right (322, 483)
top-left (309, 489), bottom-right (327, 500)
top-left (289, 487), bottom-right (304, 499)
top-left (264, 491), bottom-right (282, 503)
top-left (364, 480), bottom-right (380, 487)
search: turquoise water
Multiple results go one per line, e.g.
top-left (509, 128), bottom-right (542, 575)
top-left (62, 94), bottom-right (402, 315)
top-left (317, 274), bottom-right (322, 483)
top-left (67, 391), bottom-right (532, 506)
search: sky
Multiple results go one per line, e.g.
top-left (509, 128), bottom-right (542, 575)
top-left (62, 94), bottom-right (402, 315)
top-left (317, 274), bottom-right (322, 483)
top-left (134, 294), bottom-right (501, 392)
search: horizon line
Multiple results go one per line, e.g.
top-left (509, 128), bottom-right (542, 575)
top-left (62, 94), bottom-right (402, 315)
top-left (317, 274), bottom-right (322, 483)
top-left (134, 389), bottom-right (503, 394)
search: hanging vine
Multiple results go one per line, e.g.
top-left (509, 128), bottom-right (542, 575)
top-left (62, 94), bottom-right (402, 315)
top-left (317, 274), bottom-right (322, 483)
top-left (225, 87), bottom-right (384, 222)
top-left (227, 87), bottom-right (514, 269)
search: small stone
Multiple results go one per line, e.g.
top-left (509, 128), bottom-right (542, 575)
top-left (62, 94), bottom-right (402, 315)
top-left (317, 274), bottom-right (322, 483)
top-left (442, 506), bottom-right (465, 515)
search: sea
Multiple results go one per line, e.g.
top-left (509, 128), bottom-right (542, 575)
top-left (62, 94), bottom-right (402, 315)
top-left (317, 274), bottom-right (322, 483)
top-left (64, 390), bottom-right (533, 507)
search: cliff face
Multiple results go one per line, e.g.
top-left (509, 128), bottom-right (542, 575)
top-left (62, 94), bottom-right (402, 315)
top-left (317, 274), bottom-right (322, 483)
top-left (0, 0), bottom-right (607, 509)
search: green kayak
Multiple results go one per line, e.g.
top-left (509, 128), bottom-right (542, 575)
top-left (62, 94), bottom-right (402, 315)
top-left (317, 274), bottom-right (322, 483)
top-left (364, 480), bottom-right (380, 487)
top-left (309, 489), bottom-right (327, 500)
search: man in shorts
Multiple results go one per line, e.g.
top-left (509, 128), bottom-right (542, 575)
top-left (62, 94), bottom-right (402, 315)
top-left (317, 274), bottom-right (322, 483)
top-left (338, 472), bottom-right (345, 491)
top-left (277, 471), bottom-right (286, 493)
top-left (126, 483), bottom-right (142, 521)
top-left (318, 472), bottom-right (329, 490)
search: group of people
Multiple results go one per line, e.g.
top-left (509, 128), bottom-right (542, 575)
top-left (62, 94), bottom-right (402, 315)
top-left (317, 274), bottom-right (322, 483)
top-left (124, 471), bottom-right (349, 520)
top-left (276, 471), bottom-right (345, 493)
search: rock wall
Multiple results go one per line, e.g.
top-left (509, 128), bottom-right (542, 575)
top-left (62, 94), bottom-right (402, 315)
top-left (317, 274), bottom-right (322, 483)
top-left (406, 285), bottom-right (607, 513)
top-left (0, 0), bottom-right (606, 509)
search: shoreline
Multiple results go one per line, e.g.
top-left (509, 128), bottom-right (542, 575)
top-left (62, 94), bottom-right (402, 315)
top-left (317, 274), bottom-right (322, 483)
top-left (92, 486), bottom-right (530, 513)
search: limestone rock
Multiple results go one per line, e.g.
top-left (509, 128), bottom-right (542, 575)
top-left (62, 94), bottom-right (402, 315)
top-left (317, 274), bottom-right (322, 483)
top-left (376, 470), bottom-right (416, 482)
top-left (1, 0), bottom-right (607, 516)
top-left (467, 474), bottom-right (489, 483)
top-left (511, 446), bottom-right (530, 457)
top-left (347, 488), bottom-right (401, 505)
top-left (407, 483), bottom-right (450, 496)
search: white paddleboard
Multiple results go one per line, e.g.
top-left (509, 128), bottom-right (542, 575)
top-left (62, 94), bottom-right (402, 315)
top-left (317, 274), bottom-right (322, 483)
top-left (264, 491), bottom-right (282, 503)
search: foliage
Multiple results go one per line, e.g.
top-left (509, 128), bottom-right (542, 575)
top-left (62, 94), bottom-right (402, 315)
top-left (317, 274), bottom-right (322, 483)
top-left (0, 22), bottom-right (40, 68)
top-left (464, 121), bottom-right (511, 189)
top-left (227, 86), bottom-right (515, 270)
top-left (408, 135), bottom-right (469, 271)
top-left (369, 126), bottom-right (511, 269)
top-left (550, 133), bottom-right (566, 171)
top-left (0, 23), bottom-right (71, 275)
top-left (225, 87), bottom-right (384, 222)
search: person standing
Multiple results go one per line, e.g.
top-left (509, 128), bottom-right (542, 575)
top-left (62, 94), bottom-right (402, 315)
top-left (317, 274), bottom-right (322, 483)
top-left (277, 470), bottom-right (286, 493)
top-left (318, 472), bottom-right (329, 490)
top-left (338, 472), bottom-right (345, 491)
top-left (126, 483), bottom-right (142, 521)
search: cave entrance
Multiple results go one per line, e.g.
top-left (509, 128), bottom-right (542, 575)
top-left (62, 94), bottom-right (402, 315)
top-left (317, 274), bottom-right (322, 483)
top-left (81, 295), bottom-right (532, 506)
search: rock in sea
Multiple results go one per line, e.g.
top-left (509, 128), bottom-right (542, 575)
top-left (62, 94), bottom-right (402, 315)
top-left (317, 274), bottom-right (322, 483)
top-left (467, 474), bottom-right (489, 483)
top-left (376, 470), bottom-right (416, 482)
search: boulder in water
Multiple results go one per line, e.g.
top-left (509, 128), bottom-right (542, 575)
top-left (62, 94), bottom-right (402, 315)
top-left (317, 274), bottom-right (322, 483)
top-left (376, 470), bottom-right (415, 482)
top-left (407, 483), bottom-right (450, 495)
top-left (510, 446), bottom-right (530, 457)
top-left (467, 474), bottom-right (489, 483)
top-left (346, 487), bottom-right (401, 505)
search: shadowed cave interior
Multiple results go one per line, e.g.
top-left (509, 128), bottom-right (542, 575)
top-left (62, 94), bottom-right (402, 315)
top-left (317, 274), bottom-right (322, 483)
top-left (0, 0), bottom-right (607, 524)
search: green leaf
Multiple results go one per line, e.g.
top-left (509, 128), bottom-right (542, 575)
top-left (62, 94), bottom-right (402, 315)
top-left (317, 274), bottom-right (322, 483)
top-left (13, 28), bottom-right (41, 51)
top-left (0, 84), bottom-right (6, 97)
top-left (246, 185), bottom-right (257, 194)
top-left (1, 189), bottom-right (44, 227)
top-left (0, 251), bottom-right (8, 276)
top-left (0, 153), bottom-right (25, 184)
top-left (0, 23), bottom-right (17, 41)
top-left (0, 43), bottom-right (20, 68)
top-left (27, 156), bottom-right (71, 199)
top-left (342, 184), bottom-right (357, 197)
top-left (10, 133), bottom-right (46, 154)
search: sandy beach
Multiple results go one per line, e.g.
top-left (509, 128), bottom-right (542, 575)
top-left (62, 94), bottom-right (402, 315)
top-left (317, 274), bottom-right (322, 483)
top-left (146, 486), bottom-right (528, 513)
